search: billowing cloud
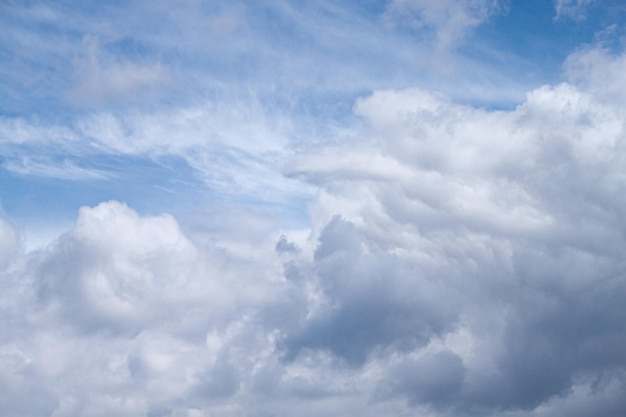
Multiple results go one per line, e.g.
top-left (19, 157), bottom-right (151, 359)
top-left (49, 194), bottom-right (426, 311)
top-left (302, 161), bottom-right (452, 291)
top-left (2, 2), bottom-right (626, 416)
top-left (0, 201), bottom-right (297, 416)
top-left (280, 45), bottom-right (626, 415)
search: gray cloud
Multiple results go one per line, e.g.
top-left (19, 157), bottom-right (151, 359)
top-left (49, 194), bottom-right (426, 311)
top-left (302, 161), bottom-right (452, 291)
top-left (375, 350), bottom-right (466, 409)
top-left (0, 215), bottom-right (19, 269)
top-left (282, 216), bottom-right (459, 366)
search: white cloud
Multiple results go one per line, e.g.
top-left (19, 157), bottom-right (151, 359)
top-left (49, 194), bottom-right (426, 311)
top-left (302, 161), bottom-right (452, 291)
top-left (67, 36), bottom-right (170, 106)
top-left (384, 0), bottom-right (504, 50)
top-left (0, 201), bottom-right (300, 416)
top-left (3, 157), bottom-right (113, 180)
top-left (35, 201), bottom-right (280, 334)
top-left (0, 117), bottom-right (79, 146)
top-left (565, 44), bottom-right (626, 106)
top-left (0, 95), bottom-right (310, 212)
top-left (554, 0), bottom-right (596, 20)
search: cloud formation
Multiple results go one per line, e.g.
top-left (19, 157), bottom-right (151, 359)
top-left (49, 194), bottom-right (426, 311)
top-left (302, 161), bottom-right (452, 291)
top-left (282, 45), bottom-right (626, 415)
top-left (3, 41), bottom-right (626, 415)
top-left (2, 1), bottom-right (626, 417)
top-left (1, 201), bottom-right (292, 416)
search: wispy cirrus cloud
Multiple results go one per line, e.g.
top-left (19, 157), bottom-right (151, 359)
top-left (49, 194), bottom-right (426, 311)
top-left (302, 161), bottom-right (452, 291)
top-left (554, 0), bottom-right (596, 20)
top-left (383, 0), bottom-right (505, 50)
top-left (3, 157), bottom-right (114, 180)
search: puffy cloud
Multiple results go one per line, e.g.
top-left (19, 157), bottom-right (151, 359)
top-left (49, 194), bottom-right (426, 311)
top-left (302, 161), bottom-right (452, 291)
top-left (36, 201), bottom-right (202, 333)
top-left (0, 201), bottom-right (297, 416)
top-left (281, 216), bottom-right (460, 366)
top-left (281, 50), bottom-right (626, 415)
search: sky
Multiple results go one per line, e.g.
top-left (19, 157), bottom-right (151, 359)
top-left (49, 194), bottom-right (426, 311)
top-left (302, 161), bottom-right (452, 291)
top-left (2, 0), bottom-right (626, 416)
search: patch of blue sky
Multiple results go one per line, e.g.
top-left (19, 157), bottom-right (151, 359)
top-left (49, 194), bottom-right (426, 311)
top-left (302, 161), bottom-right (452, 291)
top-left (1, 127), bottom-right (312, 229)
top-left (0, 153), bottom-right (205, 221)
top-left (470, 0), bottom-right (626, 88)
top-left (0, 4), bottom-right (76, 112)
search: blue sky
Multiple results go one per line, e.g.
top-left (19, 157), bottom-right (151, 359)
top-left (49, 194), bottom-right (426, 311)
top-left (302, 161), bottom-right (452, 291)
top-left (3, 1), bottom-right (626, 416)
top-left (3, 0), bottom-right (623, 236)
top-left (0, 1), bottom-right (624, 231)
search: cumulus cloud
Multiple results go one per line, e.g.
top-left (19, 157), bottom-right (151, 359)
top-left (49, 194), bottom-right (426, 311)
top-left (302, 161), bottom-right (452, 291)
top-left (3, 44), bottom-right (626, 417)
top-left (0, 201), bottom-right (294, 416)
top-left (281, 216), bottom-right (460, 367)
top-left (280, 46), bottom-right (626, 415)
